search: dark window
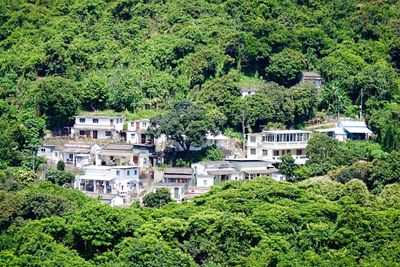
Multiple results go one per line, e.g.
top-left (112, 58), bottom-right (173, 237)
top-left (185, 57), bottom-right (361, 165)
top-left (273, 150), bottom-right (280, 156)
top-left (105, 131), bottom-right (112, 137)
top-left (297, 149), bottom-right (303, 155)
top-left (93, 118), bottom-right (99, 123)
top-left (262, 150), bottom-right (268, 156)
top-left (250, 136), bottom-right (256, 142)
top-left (79, 118), bottom-right (85, 123)
top-left (250, 148), bottom-right (256, 155)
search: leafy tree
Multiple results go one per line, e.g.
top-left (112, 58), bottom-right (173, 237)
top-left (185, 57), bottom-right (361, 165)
top-left (143, 188), bottom-right (173, 208)
top-left (149, 100), bottom-right (218, 153)
top-left (265, 49), bottom-right (307, 87)
top-left (203, 146), bottom-right (224, 162)
top-left (57, 160), bottom-right (65, 171)
top-left (81, 75), bottom-right (109, 111)
top-left (34, 77), bottom-right (80, 129)
top-left (45, 169), bottom-right (74, 186)
top-left (278, 153), bottom-right (297, 182)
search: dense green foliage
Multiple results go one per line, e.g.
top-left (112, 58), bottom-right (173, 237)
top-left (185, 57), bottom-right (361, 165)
top-left (0, 0), bottom-right (399, 168)
top-left (1, 176), bottom-right (400, 266)
top-left (0, 1), bottom-right (399, 265)
top-left (142, 188), bottom-right (173, 208)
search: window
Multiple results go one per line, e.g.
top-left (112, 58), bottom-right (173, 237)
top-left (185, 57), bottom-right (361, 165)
top-left (134, 169), bottom-right (138, 175)
top-left (105, 131), bottom-right (112, 137)
top-left (262, 136), bottom-right (266, 142)
top-left (297, 149), bottom-right (303, 155)
top-left (41, 148), bottom-right (46, 152)
top-left (130, 122), bottom-right (134, 127)
top-left (79, 118), bottom-right (85, 123)
top-left (127, 170), bottom-right (130, 176)
top-left (116, 170), bottom-right (120, 176)
top-left (142, 122), bottom-right (147, 128)
top-left (250, 148), bottom-right (256, 155)
top-left (250, 136), bottom-right (256, 142)
top-left (93, 118), bottom-right (99, 123)
top-left (79, 130), bottom-right (85, 136)
top-left (131, 133), bottom-right (136, 138)
top-left (273, 150), bottom-right (280, 156)
top-left (262, 150), bottom-right (268, 156)
top-left (203, 179), bottom-right (207, 186)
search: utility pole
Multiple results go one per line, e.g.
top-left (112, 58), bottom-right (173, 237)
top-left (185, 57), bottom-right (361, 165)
top-left (359, 88), bottom-right (364, 119)
top-left (242, 113), bottom-right (246, 151)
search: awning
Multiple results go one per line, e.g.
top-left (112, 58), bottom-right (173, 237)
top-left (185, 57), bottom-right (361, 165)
top-left (99, 150), bottom-right (133, 157)
top-left (344, 127), bottom-right (373, 134)
top-left (207, 169), bottom-right (239, 175)
top-left (242, 168), bottom-right (278, 175)
top-left (164, 174), bottom-right (192, 179)
top-left (76, 175), bottom-right (116, 181)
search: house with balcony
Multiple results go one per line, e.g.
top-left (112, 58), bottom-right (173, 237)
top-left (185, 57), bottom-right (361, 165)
top-left (247, 130), bottom-right (312, 164)
top-left (71, 115), bottom-right (124, 140)
top-left (152, 167), bottom-right (194, 202)
top-left (62, 141), bottom-right (101, 167)
top-left (74, 165), bottom-right (140, 197)
top-left (227, 159), bottom-right (279, 180)
top-left (96, 143), bottom-right (134, 166)
top-left (125, 119), bottom-right (153, 145)
top-left (192, 161), bottom-right (242, 187)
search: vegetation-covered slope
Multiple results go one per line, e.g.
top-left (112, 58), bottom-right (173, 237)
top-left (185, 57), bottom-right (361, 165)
top-left (0, 1), bottom-right (399, 151)
top-left (1, 177), bottom-right (400, 266)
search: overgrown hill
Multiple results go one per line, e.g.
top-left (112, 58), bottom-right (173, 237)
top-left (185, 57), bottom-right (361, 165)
top-left (1, 177), bottom-right (400, 266)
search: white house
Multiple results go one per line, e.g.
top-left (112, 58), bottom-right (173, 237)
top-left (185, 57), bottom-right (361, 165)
top-left (71, 115), bottom-right (124, 140)
top-left (240, 87), bottom-right (260, 97)
top-left (315, 120), bottom-right (373, 142)
top-left (227, 159), bottom-right (279, 180)
top-left (315, 127), bottom-right (347, 142)
top-left (125, 119), bottom-right (153, 145)
top-left (338, 120), bottom-right (373, 140)
top-left (96, 143), bottom-right (134, 166)
top-left (247, 130), bottom-right (312, 164)
top-left (152, 183), bottom-right (187, 202)
top-left (74, 165), bottom-right (140, 196)
top-left (150, 167), bottom-right (194, 202)
top-left (63, 141), bottom-right (101, 168)
top-left (37, 143), bottom-right (63, 164)
top-left (192, 161), bottom-right (242, 187)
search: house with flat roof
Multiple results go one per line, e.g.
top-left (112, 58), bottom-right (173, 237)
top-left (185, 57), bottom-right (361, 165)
top-left (151, 167), bottom-right (194, 202)
top-left (96, 143), bottom-right (134, 166)
top-left (247, 130), bottom-right (312, 164)
top-left (192, 161), bottom-right (242, 187)
top-left (227, 159), bottom-right (280, 180)
top-left (338, 120), bottom-right (373, 140)
top-left (63, 141), bottom-right (101, 167)
top-left (37, 142), bottom-right (63, 164)
top-left (74, 165), bottom-right (140, 196)
top-left (125, 119), bottom-right (153, 145)
top-left (71, 115), bottom-right (124, 140)
top-left (299, 71), bottom-right (323, 89)
top-left (240, 87), bottom-right (260, 97)
top-left (315, 120), bottom-right (373, 141)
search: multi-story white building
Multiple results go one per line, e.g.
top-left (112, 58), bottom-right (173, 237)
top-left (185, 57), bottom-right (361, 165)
top-left (71, 115), bottom-right (124, 140)
top-left (74, 165), bottom-right (140, 196)
top-left (247, 130), bottom-right (312, 164)
top-left (125, 119), bottom-right (153, 145)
